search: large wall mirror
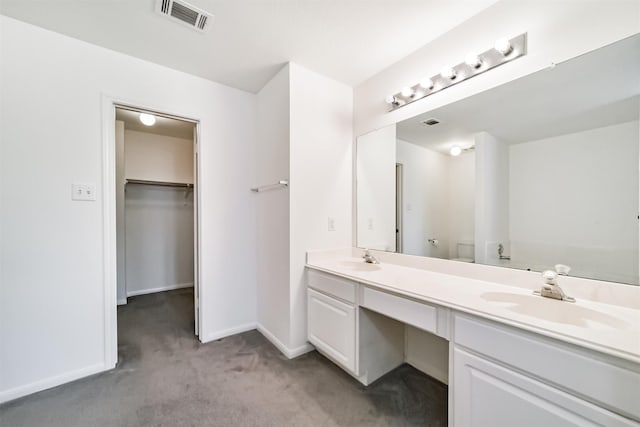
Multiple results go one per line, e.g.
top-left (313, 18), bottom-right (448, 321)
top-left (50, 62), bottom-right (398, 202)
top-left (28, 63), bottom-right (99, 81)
top-left (357, 34), bottom-right (640, 285)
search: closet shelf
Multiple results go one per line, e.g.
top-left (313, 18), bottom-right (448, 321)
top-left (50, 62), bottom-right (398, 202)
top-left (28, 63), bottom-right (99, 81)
top-left (125, 179), bottom-right (193, 189)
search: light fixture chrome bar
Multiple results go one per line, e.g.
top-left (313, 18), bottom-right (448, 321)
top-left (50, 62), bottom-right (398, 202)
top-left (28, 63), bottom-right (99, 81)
top-left (126, 179), bottom-right (194, 188)
top-left (250, 180), bottom-right (289, 193)
top-left (387, 33), bottom-right (527, 112)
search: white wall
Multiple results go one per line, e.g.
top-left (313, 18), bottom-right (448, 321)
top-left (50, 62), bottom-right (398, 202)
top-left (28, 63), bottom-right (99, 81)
top-left (0, 16), bottom-right (257, 402)
top-left (125, 186), bottom-right (194, 295)
top-left (509, 121), bottom-right (639, 284)
top-left (447, 151), bottom-right (475, 260)
top-left (254, 63), bottom-right (353, 356)
top-left (356, 125), bottom-right (396, 251)
top-left (475, 132), bottom-right (509, 265)
top-left (396, 139), bottom-right (450, 258)
top-left (353, 0), bottom-right (640, 137)
top-left (289, 63), bottom-right (353, 351)
top-left (124, 130), bottom-right (194, 184)
top-left (256, 64), bottom-right (291, 349)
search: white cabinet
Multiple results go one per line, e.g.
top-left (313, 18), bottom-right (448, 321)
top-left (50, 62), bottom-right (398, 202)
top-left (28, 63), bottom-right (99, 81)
top-left (307, 288), bottom-right (356, 373)
top-left (452, 314), bottom-right (640, 426)
top-left (453, 348), bottom-right (637, 427)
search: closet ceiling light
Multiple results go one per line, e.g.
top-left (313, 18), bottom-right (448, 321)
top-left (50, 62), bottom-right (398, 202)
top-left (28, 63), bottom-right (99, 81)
top-left (450, 146), bottom-right (462, 156)
top-left (139, 113), bottom-right (156, 126)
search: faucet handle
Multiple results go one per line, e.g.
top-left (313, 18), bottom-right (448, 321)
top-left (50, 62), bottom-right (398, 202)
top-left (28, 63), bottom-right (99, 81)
top-left (542, 270), bottom-right (558, 285)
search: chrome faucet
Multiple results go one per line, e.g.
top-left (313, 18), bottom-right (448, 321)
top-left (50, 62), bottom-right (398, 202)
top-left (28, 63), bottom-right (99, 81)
top-left (534, 270), bottom-right (575, 303)
top-left (362, 249), bottom-right (379, 264)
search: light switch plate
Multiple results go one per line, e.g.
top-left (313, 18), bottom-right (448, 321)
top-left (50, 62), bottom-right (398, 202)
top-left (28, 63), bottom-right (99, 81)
top-left (72, 183), bottom-right (97, 201)
top-left (327, 217), bottom-right (335, 232)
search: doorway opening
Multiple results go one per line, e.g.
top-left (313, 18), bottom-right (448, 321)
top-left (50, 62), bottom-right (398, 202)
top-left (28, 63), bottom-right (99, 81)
top-left (113, 104), bottom-right (201, 353)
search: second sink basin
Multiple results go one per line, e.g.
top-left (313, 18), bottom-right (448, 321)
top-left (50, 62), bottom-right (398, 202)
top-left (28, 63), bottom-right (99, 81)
top-left (480, 291), bottom-right (631, 329)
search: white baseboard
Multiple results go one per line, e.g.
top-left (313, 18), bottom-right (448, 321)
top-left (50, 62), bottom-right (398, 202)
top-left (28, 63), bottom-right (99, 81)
top-left (126, 282), bottom-right (193, 297)
top-left (117, 298), bottom-right (127, 305)
top-left (256, 323), bottom-right (315, 359)
top-left (201, 322), bottom-right (257, 343)
top-left (0, 363), bottom-right (108, 404)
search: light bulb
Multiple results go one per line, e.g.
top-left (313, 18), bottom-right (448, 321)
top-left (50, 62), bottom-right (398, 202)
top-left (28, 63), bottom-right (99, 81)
top-left (440, 66), bottom-right (457, 80)
top-left (401, 86), bottom-right (414, 98)
top-left (450, 146), bottom-right (462, 156)
top-left (139, 113), bottom-right (156, 126)
top-left (385, 95), bottom-right (397, 105)
top-left (419, 77), bottom-right (434, 90)
top-left (494, 37), bottom-right (512, 55)
top-left (465, 52), bottom-right (482, 68)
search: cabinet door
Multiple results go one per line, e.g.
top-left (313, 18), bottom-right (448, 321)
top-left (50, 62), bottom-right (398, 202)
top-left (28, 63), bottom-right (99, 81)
top-left (307, 289), bottom-right (356, 373)
top-left (453, 347), bottom-right (638, 427)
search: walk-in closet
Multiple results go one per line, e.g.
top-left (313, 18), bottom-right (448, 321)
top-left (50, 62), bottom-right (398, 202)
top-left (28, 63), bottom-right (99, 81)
top-left (114, 107), bottom-right (198, 332)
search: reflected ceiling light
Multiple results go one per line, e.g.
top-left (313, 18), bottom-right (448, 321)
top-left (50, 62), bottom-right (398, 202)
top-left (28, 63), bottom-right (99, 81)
top-left (419, 77), bottom-right (434, 90)
top-left (384, 33), bottom-right (527, 112)
top-left (401, 86), bottom-right (415, 98)
top-left (139, 113), bottom-right (156, 126)
top-left (450, 146), bottom-right (462, 156)
top-left (440, 66), bottom-right (457, 80)
top-left (494, 37), bottom-right (513, 56)
top-left (465, 52), bottom-right (482, 68)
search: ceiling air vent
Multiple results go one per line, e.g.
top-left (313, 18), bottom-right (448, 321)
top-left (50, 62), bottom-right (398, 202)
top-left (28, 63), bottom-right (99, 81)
top-left (422, 118), bottom-right (440, 126)
top-left (156, 0), bottom-right (213, 33)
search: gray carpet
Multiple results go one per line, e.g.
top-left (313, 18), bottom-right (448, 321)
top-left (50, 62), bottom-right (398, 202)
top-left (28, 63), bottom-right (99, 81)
top-left (0, 288), bottom-right (447, 427)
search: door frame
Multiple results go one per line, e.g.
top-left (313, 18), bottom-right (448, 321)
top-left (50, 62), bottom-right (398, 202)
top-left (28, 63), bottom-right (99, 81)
top-left (101, 94), bottom-right (203, 369)
top-left (395, 163), bottom-right (403, 253)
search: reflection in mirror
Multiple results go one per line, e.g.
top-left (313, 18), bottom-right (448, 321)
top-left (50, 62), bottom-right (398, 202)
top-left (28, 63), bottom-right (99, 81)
top-left (356, 34), bottom-right (640, 285)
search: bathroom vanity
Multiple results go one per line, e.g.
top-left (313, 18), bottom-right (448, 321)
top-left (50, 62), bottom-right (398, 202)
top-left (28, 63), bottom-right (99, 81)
top-left (306, 249), bottom-right (640, 426)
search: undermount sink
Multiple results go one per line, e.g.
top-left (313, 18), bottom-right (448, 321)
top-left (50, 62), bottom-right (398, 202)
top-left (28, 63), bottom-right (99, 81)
top-left (480, 291), bottom-right (631, 329)
top-left (338, 260), bottom-right (382, 272)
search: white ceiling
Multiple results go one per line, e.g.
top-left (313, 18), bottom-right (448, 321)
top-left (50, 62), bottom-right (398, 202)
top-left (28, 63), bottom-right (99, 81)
top-left (116, 108), bottom-right (195, 140)
top-left (397, 34), bottom-right (640, 153)
top-left (0, 0), bottom-right (498, 93)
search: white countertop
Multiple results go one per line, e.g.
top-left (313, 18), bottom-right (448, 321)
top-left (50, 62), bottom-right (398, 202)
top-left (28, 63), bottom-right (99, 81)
top-left (306, 250), bottom-right (640, 364)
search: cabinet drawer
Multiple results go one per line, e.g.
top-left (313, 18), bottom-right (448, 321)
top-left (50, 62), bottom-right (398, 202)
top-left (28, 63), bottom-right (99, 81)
top-left (307, 289), bottom-right (356, 373)
top-left (307, 269), bottom-right (357, 303)
top-left (454, 314), bottom-right (640, 421)
top-left (361, 286), bottom-right (437, 335)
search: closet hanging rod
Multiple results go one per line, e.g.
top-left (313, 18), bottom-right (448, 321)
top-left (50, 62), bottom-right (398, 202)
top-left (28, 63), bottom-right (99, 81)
top-left (126, 179), bottom-right (193, 189)
top-left (250, 180), bottom-right (288, 193)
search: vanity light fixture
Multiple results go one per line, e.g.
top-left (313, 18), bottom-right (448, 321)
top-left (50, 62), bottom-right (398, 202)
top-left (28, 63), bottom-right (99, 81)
top-left (494, 37), bottom-right (513, 56)
top-left (139, 113), bottom-right (156, 126)
top-left (465, 52), bottom-right (482, 68)
top-left (385, 33), bottom-right (527, 112)
top-left (419, 77), bottom-right (434, 90)
top-left (385, 95), bottom-right (400, 106)
top-left (440, 66), bottom-right (457, 80)
top-left (401, 86), bottom-right (415, 98)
